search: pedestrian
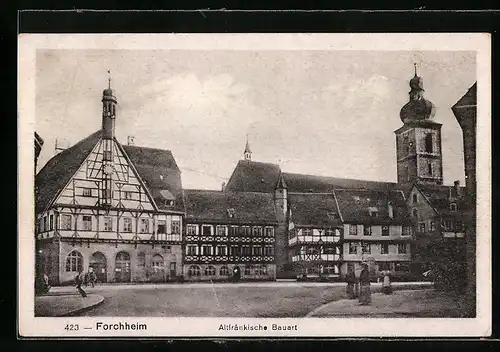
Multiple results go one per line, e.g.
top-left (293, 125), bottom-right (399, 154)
top-left (382, 270), bottom-right (392, 295)
top-left (346, 269), bottom-right (356, 299)
top-left (358, 262), bottom-right (372, 305)
top-left (75, 270), bottom-right (87, 298)
top-left (89, 270), bottom-right (97, 288)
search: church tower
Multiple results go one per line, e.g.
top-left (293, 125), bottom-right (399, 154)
top-left (395, 65), bottom-right (443, 185)
top-left (101, 71), bottom-right (117, 206)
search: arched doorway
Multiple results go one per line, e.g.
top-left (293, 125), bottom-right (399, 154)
top-left (151, 254), bottom-right (165, 282)
top-left (115, 251), bottom-right (131, 282)
top-left (232, 265), bottom-right (241, 282)
top-left (89, 252), bottom-right (107, 283)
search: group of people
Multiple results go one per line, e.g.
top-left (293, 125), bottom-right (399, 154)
top-left (346, 262), bottom-right (393, 305)
top-left (74, 269), bottom-right (98, 297)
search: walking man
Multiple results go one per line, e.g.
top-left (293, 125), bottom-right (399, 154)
top-left (358, 262), bottom-right (372, 305)
top-left (75, 270), bottom-right (87, 298)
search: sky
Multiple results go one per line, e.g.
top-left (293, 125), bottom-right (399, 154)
top-left (35, 49), bottom-right (476, 190)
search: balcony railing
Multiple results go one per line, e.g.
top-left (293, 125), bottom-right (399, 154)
top-left (291, 254), bottom-right (340, 262)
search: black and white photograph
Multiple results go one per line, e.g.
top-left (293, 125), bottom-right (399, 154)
top-left (18, 33), bottom-right (491, 337)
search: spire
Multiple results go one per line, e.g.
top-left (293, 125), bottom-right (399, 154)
top-left (276, 172), bottom-right (287, 189)
top-left (414, 62), bottom-right (418, 76)
top-left (108, 69), bottom-right (111, 89)
top-left (244, 134), bottom-right (252, 160)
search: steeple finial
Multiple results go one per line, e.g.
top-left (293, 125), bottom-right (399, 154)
top-left (107, 69), bottom-right (111, 89)
top-left (414, 63), bottom-right (418, 76)
top-left (244, 133), bottom-right (252, 161)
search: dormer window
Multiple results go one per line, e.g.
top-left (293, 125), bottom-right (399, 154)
top-left (450, 202), bottom-right (457, 211)
top-left (326, 212), bottom-right (336, 219)
top-left (353, 196), bottom-right (360, 202)
top-left (165, 200), bottom-right (175, 207)
top-left (368, 207), bottom-right (378, 218)
top-left (227, 208), bottom-right (235, 218)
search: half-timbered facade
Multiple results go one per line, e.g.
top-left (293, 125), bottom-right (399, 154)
top-left (183, 189), bottom-right (278, 281)
top-left (287, 193), bottom-right (343, 280)
top-left (35, 86), bottom-right (184, 285)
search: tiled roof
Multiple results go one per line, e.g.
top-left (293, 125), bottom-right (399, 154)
top-left (333, 188), bottom-right (412, 225)
top-left (35, 130), bottom-right (102, 214)
top-left (452, 82), bottom-right (476, 108)
top-left (283, 172), bottom-right (397, 193)
top-left (184, 189), bottom-right (277, 225)
top-left (289, 193), bottom-right (342, 227)
top-left (415, 183), bottom-right (467, 215)
top-left (121, 145), bottom-right (184, 212)
top-left (224, 160), bottom-right (281, 193)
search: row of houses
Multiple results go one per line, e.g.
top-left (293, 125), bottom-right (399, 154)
top-left (34, 72), bottom-right (474, 285)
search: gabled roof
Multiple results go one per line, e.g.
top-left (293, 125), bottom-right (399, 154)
top-left (333, 188), bottom-right (412, 225)
top-left (35, 130), bottom-right (102, 214)
top-left (414, 183), bottom-right (467, 215)
top-left (283, 172), bottom-right (397, 193)
top-left (289, 193), bottom-right (342, 227)
top-left (452, 82), bottom-right (477, 109)
top-left (35, 132), bottom-right (44, 147)
top-left (183, 189), bottom-right (277, 225)
top-left (224, 160), bottom-right (281, 193)
top-left (121, 145), bottom-right (184, 212)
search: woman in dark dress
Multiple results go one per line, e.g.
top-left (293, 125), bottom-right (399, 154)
top-left (346, 270), bottom-right (357, 299)
top-left (358, 262), bottom-right (371, 305)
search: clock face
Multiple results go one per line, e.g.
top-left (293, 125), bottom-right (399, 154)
top-left (103, 165), bottom-right (114, 175)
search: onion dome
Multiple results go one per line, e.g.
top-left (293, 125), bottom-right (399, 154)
top-left (400, 64), bottom-right (436, 123)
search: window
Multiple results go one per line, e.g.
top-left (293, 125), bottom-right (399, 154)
top-left (348, 225), bottom-right (357, 235)
top-left (187, 265), bottom-right (201, 276)
top-left (216, 225), bottom-right (227, 236)
top-left (123, 191), bottom-right (133, 200)
top-left (257, 265), bottom-right (268, 276)
top-left (82, 215), bottom-right (92, 231)
top-left (348, 242), bottom-right (357, 254)
top-left (137, 252), bottom-right (146, 268)
top-left (428, 162), bottom-right (433, 176)
top-left (244, 265), bottom-right (253, 275)
top-left (139, 219), bottom-right (149, 233)
top-left (242, 245), bottom-right (251, 256)
top-left (369, 207), bottom-right (379, 218)
top-left (157, 220), bottom-right (166, 234)
top-left (65, 250), bottom-right (83, 272)
top-left (381, 243), bottom-right (389, 254)
top-left (419, 223), bottom-right (426, 233)
top-left (202, 225), bottom-right (212, 236)
top-left (362, 242), bottom-right (371, 254)
top-left (412, 193), bottom-right (418, 203)
top-left (398, 243), bottom-right (407, 254)
top-left (450, 202), bottom-right (457, 211)
top-left (403, 134), bottom-right (409, 154)
top-left (402, 226), bottom-right (412, 236)
top-left (186, 245), bottom-right (197, 256)
top-left (220, 266), bottom-right (230, 276)
top-left (187, 224), bottom-right (197, 236)
top-left (172, 220), bottom-right (180, 234)
top-left (412, 209), bottom-right (419, 219)
top-left (201, 245), bottom-right (212, 256)
top-left (104, 217), bottom-right (113, 231)
top-left (103, 150), bottom-right (112, 161)
top-left (40, 217), bottom-right (44, 233)
top-left (123, 217), bottom-right (132, 232)
top-left (363, 225), bottom-right (372, 236)
top-left (395, 262), bottom-right (410, 272)
top-left (43, 216), bottom-right (48, 231)
top-left (444, 220), bottom-right (452, 231)
top-left (425, 134), bottom-right (433, 153)
top-left (302, 228), bottom-right (312, 236)
top-left (382, 225), bottom-right (389, 236)
top-left (253, 246), bottom-right (262, 256)
top-left (169, 262), bottom-right (176, 275)
top-left (60, 214), bottom-right (72, 230)
top-left (430, 221), bottom-right (436, 231)
top-left (378, 262), bottom-right (391, 271)
top-left (216, 245), bottom-right (227, 256)
top-left (264, 245), bottom-right (274, 256)
top-left (151, 254), bottom-right (165, 273)
top-left (204, 265), bottom-right (216, 276)
top-left (49, 215), bottom-right (54, 230)
top-left (230, 246), bottom-right (239, 256)
top-left (82, 188), bottom-right (92, 197)
top-left (456, 221), bottom-right (463, 231)
top-left (265, 227), bottom-right (274, 237)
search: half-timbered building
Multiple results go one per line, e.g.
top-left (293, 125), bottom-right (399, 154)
top-left (183, 189), bottom-right (278, 281)
top-left (35, 85), bottom-right (184, 285)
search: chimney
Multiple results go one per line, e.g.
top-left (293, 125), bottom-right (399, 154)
top-left (54, 139), bottom-right (68, 155)
top-left (221, 182), bottom-right (226, 192)
top-left (454, 180), bottom-right (461, 195)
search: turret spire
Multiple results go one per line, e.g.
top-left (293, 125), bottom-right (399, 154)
top-left (244, 134), bottom-right (252, 161)
top-left (108, 69), bottom-right (111, 89)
